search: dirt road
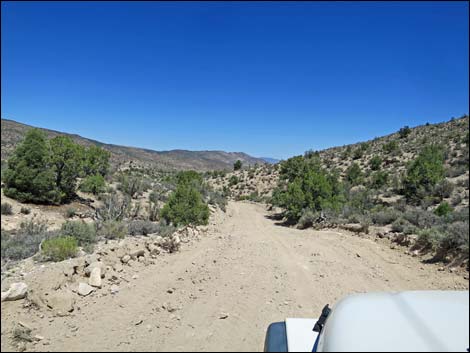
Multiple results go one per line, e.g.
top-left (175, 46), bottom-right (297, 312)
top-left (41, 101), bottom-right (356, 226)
top-left (1, 201), bottom-right (468, 352)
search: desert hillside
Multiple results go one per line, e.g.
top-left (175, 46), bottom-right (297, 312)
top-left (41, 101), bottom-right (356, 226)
top-left (1, 118), bottom-right (266, 171)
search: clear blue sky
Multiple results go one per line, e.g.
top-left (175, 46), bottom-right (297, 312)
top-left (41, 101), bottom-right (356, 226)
top-left (1, 1), bottom-right (468, 159)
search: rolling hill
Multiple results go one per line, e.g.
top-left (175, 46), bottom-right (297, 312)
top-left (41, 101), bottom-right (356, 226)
top-left (1, 118), bottom-right (267, 171)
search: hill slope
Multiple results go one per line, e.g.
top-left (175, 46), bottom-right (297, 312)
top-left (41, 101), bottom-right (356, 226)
top-left (1, 119), bottom-right (266, 171)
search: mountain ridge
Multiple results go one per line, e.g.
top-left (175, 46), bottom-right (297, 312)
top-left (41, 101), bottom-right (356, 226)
top-left (1, 118), bottom-right (267, 171)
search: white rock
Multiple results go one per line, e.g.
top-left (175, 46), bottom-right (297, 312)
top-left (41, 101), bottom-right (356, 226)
top-left (85, 261), bottom-right (106, 277)
top-left (121, 255), bottom-right (131, 264)
top-left (110, 285), bottom-right (119, 294)
top-left (1, 282), bottom-right (28, 302)
top-left (89, 268), bottom-right (102, 288)
top-left (77, 282), bottom-right (94, 296)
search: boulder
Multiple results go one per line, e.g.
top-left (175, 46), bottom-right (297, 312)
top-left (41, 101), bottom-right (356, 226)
top-left (121, 255), bottom-right (131, 264)
top-left (77, 283), bottom-right (94, 296)
top-left (89, 267), bottom-right (102, 288)
top-left (85, 261), bottom-right (106, 278)
top-left (44, 289), bottom-right (75, 316)
top-left (1, 282), bottom-right (28, 302)
top-left (129, 249), bottom-right (145, 259)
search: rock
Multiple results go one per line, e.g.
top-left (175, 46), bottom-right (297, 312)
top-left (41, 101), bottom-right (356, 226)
top-left (110, 285), bottom-right (120, 294)
top-left (356, 253), bottom-right (361, 258)
top-left (438, 267), bottom-right (445, 271)
top-left (89, 268), bottom-right (102, 288)
top-left (43, 289), bottom-right (75, 316)
top-left (449, 267), bottom-right (458, 273)
top-left (121, 255), bottom-right (131, 264)
top-left (411, 250), bottom-right (420, 257)
top-left (34, 335), bottom-right (44, 341)
top-left (167, 288), bottom-right (174, 294)
top-left (1, 282), bottom-right (28, 302)
top-left (77, 283), bottom-right (94, 296)
top-left (219, 313), bottom-right (229, 319)
top-left (130, 249), bottom-right (145, 259)
top-left (85, 262), bottom-right (106, 278)
top-left (113, 263), bottom-right (124, 273)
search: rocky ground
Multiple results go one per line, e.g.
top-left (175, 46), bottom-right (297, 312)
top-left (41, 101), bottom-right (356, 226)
top-left (1, 201), bottom-right (468, 352)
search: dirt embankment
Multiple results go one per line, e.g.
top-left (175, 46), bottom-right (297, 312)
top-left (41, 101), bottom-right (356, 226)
top-left (1, 201), bottom-right (468, 352)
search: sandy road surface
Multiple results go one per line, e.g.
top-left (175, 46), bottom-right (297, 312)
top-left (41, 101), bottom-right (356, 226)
top-left (1, 201), bottom-right (468, 352)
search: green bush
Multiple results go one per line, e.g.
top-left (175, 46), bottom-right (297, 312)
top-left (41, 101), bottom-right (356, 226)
top-left (161, 182), bottom-right (210, 226)
top-left (353, 148), bottom-right (363, 160)
top-left (3, 129), bottom-right (110, 205)
top-left (1, 202), bottom-right (13, 215)
top-left (434, 202), bottom-right (453, 217)
top-left (79, 174), bottom-right (106, 195)
top-left (41, 236), bottom-right (77, 262)
top-left (65, 207), bottom-right (76, 218)
top-left (346, 163), bottom-right (363, 186)
top-left (403, 145), bottom-right (445, 201)
top-left (20, 206), bottom-right (31, 215)
top-left (3, 129), bottom-right (61, 204)
top-left (233, 160), bottom-right (242, 171)
top-left (60, 220), bottom-right (96, 246)
top-left (398, 126), bottom-right (411, 139)
top-left (369, 156), bottom-right (382, 171)
top-left (370, 171), bottom-right (389, 189)
top-left (229, 175), bottom-right (239, 186)
top-left (273, 156), bottom-right (344, 222)
top-left (82, 145), bottom-right (110, 177)
top-left (383, 140), bottom-right (399, 154)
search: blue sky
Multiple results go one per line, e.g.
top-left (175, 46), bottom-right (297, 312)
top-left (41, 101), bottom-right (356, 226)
top-left (1, 1), bottom-right (468, 159)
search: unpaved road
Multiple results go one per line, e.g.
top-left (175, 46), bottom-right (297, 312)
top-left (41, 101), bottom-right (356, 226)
top-left (1, 201), bottom-right (468, 352)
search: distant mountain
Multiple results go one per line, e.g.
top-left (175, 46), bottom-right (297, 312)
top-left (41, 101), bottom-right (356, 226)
top-left (1, 118), bottom-right (266, 171)
top-left (260, 157), bottom-right (280, 164)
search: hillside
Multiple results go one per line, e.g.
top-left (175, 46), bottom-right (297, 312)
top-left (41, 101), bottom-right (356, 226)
top-left (1, 119), bottom-right (266, 171)
top-left (212, 116), bottom-right (469, 205)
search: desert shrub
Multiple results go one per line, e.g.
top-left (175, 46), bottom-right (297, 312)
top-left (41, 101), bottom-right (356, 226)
top-left (446, 165), bottom-right (468, 178)
top-left (369, 155), bottom-right (382, 171)
top-left (60, 220), bottom-right (96, 246)
top-left (416, 228), bottom-right (444, 251)
top-left (442, 221), bottom-right (469, 256)
top-left (96, 220), bottom-right (127, 239)
top-left (298, 209), bottom-right (317, 229)
top-left (1, 202), bottom-right (13, 215)
top-left (207, 190), bottom-right (228, 212)
top-left (20, 206), bottom-right (31, 215)
top-left (352, 148), bottom-right (363, 160)
top-left (391, 217), bottom-right (414, 234)
top-left (161, 182), bottom-right (210, 227)
top-left (128, 220), bottom-right (160, 236)
top-left (402, 207), bottom-right (439, 228)
top-left (79, 174), bottom-right (106, 195)
top-left (233, 160), bottom-right (242, 171)
top-left (118, 175), bottom-right (147, 199)
top-left (434, 202), bottom-right (453, 217)
top-left (370, 171), bottom-right (389, 189)
top-left (398, 126), bottom-right (411, 139)
top-left (383, 140), bottom-right (399, 154)
top-left (229, 175), bottom-right (239, 186)
top-left (346, 163), bottom-right (363, 186)
top-left (1, 219), bottom-right (52, 260)
top-left (403, 145), bottom-right (445, 201)
top-left (96, 193), bottom-right (130, 221)
top-left (41, 236), bottom-right (77, 262)
top-left (371, 207), bottom-right (401, 225)
top-left (65, 207), bottom-right (76, 218)
top-left (432, 180), bottom-right (454, 200)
